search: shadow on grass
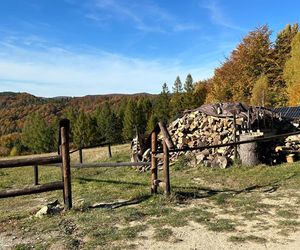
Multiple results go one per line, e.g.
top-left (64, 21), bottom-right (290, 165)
top-left (173, 172), bottom-right (299, 201)
top-left (76, 177), bottom-right (148, 187)
top-left (173, 183), bottom-right (280, 202)
top-left (88, 194), bottom-right (152, 209)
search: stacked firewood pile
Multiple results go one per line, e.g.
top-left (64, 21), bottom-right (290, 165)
top-left (275, 134), bottom-right (300, 163)
top-left (168, 110), bottom-right (239, 168)
top-left (166, 103), bottom-right (295, 168)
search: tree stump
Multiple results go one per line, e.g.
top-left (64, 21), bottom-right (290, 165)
top-left (239, 134), bottom-right (262, 166)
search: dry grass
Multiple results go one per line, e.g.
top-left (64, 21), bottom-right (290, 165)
top-left (2, 145), bottom-right (300, 249)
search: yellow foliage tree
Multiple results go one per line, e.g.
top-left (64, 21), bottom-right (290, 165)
top-left (250, 74), bottom-right (269, 107)
top-left (283, 32), bottom-right (300, 105)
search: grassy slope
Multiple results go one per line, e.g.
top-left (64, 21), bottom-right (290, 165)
top-left (1, 144), bottom-right (300, 249)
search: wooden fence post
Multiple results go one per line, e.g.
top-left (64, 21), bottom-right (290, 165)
top-left (151, 131), bottom-right (158, 194)
top-left (79, 148), bottom-right (83, 163)
top-left (233, 112), bottom-right (238, 160)
top-left (163, 140), bottom-right (170, 196)
top-left (33, 164), bottom-right (38, 185)
top-left (60, 119), bottom-right (72, 210)
top-left (108, 143), bottom-right (112, 158)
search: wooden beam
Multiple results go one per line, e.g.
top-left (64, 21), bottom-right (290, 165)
top-left (0, 155), bottom-right (62, 169)
top-left (158, 122), bottom-right (175, 149)
top-left (60, 119), bottom-right (72, 210)
top-left (71, 162), bottom-right (150, 168)
top-left (163, 140), bottom-right (171, 196)
top-left (0, 182), bottom-right (63, 198)
top-left (151, 131), bottom-right (158, 194)
top-left (233, 112), bottom-right (238, 160)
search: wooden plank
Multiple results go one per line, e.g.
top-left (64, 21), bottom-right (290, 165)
top-left (158, 122), bottom-right (175, 149)
top-left (0, 155), bottom-right (62, 169)
top-left (0, 182), bottom-right (63, 198)
top-left (163, 140), bottom-right (171, 196)
top-left (60, 119), bottom-right (72, 210)
top-left (151, 131), bottom-right (158, 194)
top-left (71, 162), bottom-right (150, 168)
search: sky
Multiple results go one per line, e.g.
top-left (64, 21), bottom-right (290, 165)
top-left (0, 0), bottom-right (299, 97)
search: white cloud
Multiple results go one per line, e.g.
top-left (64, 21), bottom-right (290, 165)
top-left (70, 0), bottom-right (199, 33)
top-left (0, 40), bottom-right (215, 97)
top-left (201, 0), bottom-right (246, 32)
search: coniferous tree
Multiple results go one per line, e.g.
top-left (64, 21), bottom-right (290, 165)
top-left (21, 113), bottom-right (54, 153)
top-left (171, 76), bottom-right (184, 117)
top-left (183, 74), bottom-right (195, 109)
top-left (172, 76), bottom-right (183, 93)
top-left (122, 99), bottom-right (138, 140)
top-left (72, 111), bottom-right (96, 148)
top-left (155, 83), bottom-right (170, 123)
top-left (146, 113), bottom-right (159, 133)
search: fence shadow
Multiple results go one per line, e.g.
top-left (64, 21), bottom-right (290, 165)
top-left (172, 182), bottom-right (280, 202)
top-left (76, 177), bottom-right (148, 187)
top-left (88, 194), bottom-right (151, 209)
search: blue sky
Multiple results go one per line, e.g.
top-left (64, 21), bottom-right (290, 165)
top-left (0, 0), bottom-right (299, 97)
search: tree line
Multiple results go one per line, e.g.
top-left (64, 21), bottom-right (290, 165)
top-left (16, 73), bottom-right (205, 155)
top-left (207, 23), bottom-right (300, 107)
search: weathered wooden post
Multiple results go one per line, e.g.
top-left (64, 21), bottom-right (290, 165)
top-left (163, 140), bottom-right (170, 196)
top-left (108, 143), bottom-right (112, 158)
top-left (79, 148), bottom-right (83, 163)
top-left (151, 131), bottom-right (158, 194)
top-left (233, 112), bottom-right (238, 160)
top-left (33, 164), bottom-right (38, 185)
top-left (60, 119), bottom-right (72, 210)
top-left (247, 109), bottom-right (251, 131)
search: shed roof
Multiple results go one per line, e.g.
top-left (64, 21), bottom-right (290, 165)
top-left (273, 106), bottom-right (300, 119)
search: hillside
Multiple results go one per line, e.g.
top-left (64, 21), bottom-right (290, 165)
top-left (0, 91), bottom-right (154, 137)
top-left (0, 91), bottom-right (156, 156)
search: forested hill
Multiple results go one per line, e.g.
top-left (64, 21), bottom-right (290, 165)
top-left (0, 91), bottom-right (154, 136)
top-left (0, 91), bottom-right (159, 156)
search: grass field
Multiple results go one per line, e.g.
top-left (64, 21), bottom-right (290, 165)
top-left (1, 144), bottom-right (300, 249)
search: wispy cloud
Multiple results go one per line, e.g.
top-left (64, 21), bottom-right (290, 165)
top-left (70, 0), bottom-right (199, 33)
top-left (0, 37), bottom-right (214, 97)
top-left (201, 0), bottom-right (245, 32)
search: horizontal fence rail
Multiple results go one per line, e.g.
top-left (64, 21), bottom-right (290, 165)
top-left (71, 161), bottom-right (150, 169)
top-left (0, 182), bottom-right (64, 198)
top-left (0, 155), bottom-right (62, 169)
top-left (156, 130), bottom-right (300, 154)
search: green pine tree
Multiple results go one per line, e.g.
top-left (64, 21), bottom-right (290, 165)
top-left (21, 113), bottom-right (54, 153)
top-left (183, 74), bottom-right (196, 109)
top-left (122, 99), bottom-right (138, 140)
top-left (155, 83), bottom-right (171, 123)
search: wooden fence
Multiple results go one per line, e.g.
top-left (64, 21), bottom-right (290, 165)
top-left (70, 142), bottom-right (113, 164)
top-left (150, 122), bottom-right (300, 197)
top-left (0, 119), bottom-right (72, 210)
